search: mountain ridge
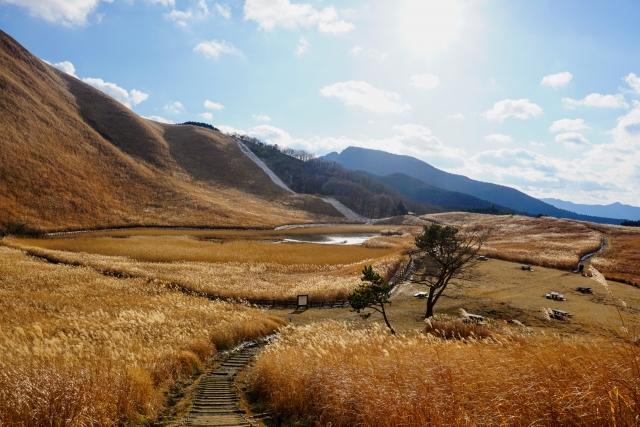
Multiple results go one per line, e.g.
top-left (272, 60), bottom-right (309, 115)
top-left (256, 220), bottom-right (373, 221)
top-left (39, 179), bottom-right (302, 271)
top-left (541, 198), bottom-right (640, 221)
top-left (323, 147), bottom-right (621, 224)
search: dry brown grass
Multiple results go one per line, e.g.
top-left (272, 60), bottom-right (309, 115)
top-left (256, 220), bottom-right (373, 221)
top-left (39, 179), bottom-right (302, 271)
top-left (250, 320), bottom-right (640, 427)
top-left (7, 235), bottom-right (397, 265)
top-left (0, 30), bottom-right (341, 232)
top-left (588, 224), bottom-right (640, 285)
top-left (423, 213), bottom-right (603, 270)
top-left (3, 234), bottom-right (405, 300)
top-left (0, 245), bottom-right (284, 425)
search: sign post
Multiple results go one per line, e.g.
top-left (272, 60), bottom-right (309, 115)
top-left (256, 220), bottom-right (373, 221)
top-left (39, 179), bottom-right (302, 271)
top-left (297, 294), bottom-right (308, 310)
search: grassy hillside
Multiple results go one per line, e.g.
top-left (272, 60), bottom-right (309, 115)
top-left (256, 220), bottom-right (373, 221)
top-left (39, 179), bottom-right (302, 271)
top-left (0, 30), bottom-right (341, 232)
top-left (235, 135), bottom-right (443, 218)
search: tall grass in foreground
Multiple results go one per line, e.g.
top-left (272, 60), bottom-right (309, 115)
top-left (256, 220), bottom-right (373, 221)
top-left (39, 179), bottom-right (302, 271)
top-left (250, 320), bottom-right (640, 426)
top-left (0, 246), bottom-right (285, 425)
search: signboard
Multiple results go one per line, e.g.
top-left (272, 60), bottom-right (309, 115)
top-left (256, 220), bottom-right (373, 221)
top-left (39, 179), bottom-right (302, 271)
top-left (297, 294), bottom-right (308, 310)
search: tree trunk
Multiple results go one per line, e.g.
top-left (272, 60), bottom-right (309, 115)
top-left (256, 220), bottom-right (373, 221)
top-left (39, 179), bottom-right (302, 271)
top-left (380, 304), bottom-right (396, 335)
top-left (425, 287), bottom-right (436, 318)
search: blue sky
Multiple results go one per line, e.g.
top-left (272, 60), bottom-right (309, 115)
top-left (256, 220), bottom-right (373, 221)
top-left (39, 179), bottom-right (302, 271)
top-left (2, 0), bottom-right (640, 206)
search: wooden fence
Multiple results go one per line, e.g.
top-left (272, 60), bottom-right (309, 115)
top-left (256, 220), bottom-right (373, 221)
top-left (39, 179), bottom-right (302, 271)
top-left (246, 299), bottom-right (349, 309)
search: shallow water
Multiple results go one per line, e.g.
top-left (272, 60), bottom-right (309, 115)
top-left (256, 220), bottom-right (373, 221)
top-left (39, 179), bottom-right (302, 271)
top-left (279, 234), bottom-right (376, 245)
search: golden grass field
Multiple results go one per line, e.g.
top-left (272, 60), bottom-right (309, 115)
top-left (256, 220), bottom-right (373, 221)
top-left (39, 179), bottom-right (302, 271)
top-left (0, 245), bottom-right (285, 426)
top-left (249, 318), bottom-right (640, 427)
top-left (422, 213), bottom-right (640, 285)
top-left (3, 218), bottom-right (640, 426)
top-left (3, 227), bottom-right (411, 301)
top-left (589, 224), bottom-right (640, 285)
top-left (423, 213), bottom-right (603, 270)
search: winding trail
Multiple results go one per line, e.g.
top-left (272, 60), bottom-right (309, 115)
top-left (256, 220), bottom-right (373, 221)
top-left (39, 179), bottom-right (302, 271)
top-left (182, 345), bottom-right (263, 427)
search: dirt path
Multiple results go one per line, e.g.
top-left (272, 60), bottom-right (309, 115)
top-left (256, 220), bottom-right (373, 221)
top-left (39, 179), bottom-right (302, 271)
top-left (181, 345), bottom-right (263, 427)
top-left (574, 235), bottom-right (609, 272)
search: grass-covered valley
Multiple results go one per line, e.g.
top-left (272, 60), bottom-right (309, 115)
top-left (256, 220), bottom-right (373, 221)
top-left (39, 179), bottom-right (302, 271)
top-left (3, 27), bottom-right (640, 427)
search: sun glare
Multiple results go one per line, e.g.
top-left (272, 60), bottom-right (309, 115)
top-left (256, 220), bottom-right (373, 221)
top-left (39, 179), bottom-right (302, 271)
top-left (399, 0), bottom-right (463, 57)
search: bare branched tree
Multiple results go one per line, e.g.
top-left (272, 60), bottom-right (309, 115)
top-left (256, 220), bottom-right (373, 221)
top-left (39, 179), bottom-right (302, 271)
top-left (414, 223), bottom-right (491, 318)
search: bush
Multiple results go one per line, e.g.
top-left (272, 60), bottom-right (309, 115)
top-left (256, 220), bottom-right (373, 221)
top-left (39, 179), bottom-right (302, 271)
top-left (424, 319), bottom-right (495, 340)
top-left (1, 221), bottom-right (43, 237)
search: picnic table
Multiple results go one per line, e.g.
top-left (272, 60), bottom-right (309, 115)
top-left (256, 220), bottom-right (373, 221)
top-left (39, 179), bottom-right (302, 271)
top-left (546, 291), bottom-right (566, 301)
top-left (551, 309), bottom-right (573, 319)
top-left (413, 292), bottom-right (428, 299)
top-left (521, 265), bottom-right (533, 271)
top-left (576, 286), bottom-right (594, 294)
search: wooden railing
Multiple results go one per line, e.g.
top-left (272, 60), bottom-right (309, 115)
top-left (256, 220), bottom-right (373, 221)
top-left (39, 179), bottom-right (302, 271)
top-left (246, 299), bottom-right (349, 309)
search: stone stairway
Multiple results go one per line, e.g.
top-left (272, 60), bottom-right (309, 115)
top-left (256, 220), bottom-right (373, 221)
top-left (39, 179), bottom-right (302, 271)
top-left (182, 346), bottom-right (262, 427)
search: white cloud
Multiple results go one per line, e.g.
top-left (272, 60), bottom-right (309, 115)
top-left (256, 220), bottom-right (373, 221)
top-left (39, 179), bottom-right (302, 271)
top-left (243, 0), bottom-right (354, 34)
top-left (165, 0), bottom-right (209, 25)
top-left (563, 93), bottom-right (629, 109)
top-left (204, 100), bottom-right (225, 110)
top-left (215, 3), bottom-right (231, 18)
top-left (485, 99), bottom-right (543, 121)
top-left (218, 125), bottom-right (247, 135)
top-left (410, 73), bottom-right (440, 89)
top-left (194, 40), bottom-right (241, 58)
top-left (199, 112), bottom-right (214, 120)
top-left (82, 78), bottom-right (148, 109)
top-left (147, 0), bottom-right (175, 7)
top-left (164, 101), bottom-right (185, 114)
top-left (130, 89), bottom-right (149, 105)
top-left (447, 113), bottom-right (464, 119)
top-left (399, 0), bottom-right (463, 58)
top-left (540, 72), bottom-right (572, 88)
top-left (484, 134), bottom-right (513, 144)
top-left (252, 114), bottom-right (271, 122)
top-left (555, 132), bottom-right (590, 149)
top-left (46, 60), bottom-right (78, 77)
top-left (145, 115), bottom-right (174, 124)
top-left (2, 0), bottom-right (104, 26)
top-left (609, 102), bottom-right (640, 148)
top-left (319, 81), bottom-right (412, 114)
top-left (318, 20), bottom-right (354, 34)
top-left (549, 118), bottom-right (590, 133)
top-left (296, 36), bottom-right (310, 56)
top-left (348, 46), bottom-right (387, 59)
top-left (625, 73), bottom-right (640, 94)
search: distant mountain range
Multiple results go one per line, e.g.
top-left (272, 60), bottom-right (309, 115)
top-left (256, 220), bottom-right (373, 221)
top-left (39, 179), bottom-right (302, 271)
top-left (322, 147), bottom-right (622, 224)
top-left (541, 198), bottom-right (640, 221)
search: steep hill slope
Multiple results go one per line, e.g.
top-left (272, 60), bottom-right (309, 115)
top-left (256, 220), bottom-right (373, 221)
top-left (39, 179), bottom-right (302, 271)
top-left (325, 147), bottom-right (620, 224)
top-left (0, 30), bottom-right (341, 232)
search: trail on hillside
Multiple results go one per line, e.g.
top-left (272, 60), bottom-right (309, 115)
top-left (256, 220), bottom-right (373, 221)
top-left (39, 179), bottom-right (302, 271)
top-left (232, 137), bottom-right (372, 224)
top-left (177, 344), bottom-right (265, 427)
